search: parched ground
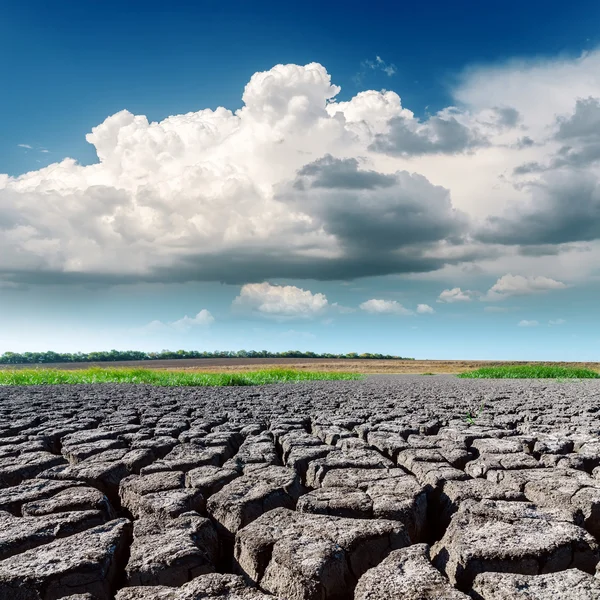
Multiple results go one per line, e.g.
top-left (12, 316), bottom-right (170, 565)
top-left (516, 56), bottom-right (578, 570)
top-left (3, 357), bottom-right (600, 373)
top-left (0, 375), bottom-right (600, 599)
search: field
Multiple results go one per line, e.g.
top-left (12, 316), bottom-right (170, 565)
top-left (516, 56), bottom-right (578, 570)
top-left (2, 357), bottom-right (600, 374)
top-left (1, 375), bottom-right (600, 598)
top-left (0, 367), bottom-right (361, 386)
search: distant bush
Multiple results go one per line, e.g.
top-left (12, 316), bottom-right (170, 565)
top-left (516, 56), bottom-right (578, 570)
top-left (0, 349), bottom-right (414, 365)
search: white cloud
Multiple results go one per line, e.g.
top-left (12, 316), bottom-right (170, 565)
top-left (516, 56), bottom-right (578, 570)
top-left (171, 309), bottom-right (215, 331)
top-left (0, 63), bottom-right (474, 285)
top-left (483, 274), bottom-right (567, 301)
top-left (368, 56), bottom-right (397, 77)
top-left (359, 299), bottom-right (414, 315)
top-left (416, 303), bottom-right (435, 314)
top-left (232, 282), bottom-right (328, 319)
top-left (17, 144), bottom-right (33, 149)
top-left (5, 52), bottom-right (600, 287)
top-left (437, 287), bottom-right (475, 303)
top-left (518, 320), bottom-right (539, 327)
top-left (549, 318), bottom-right (566, 325)
top-left (354, 56), bottom-right (397, 83)
top-left (138, 309), bottom-right (214, 333)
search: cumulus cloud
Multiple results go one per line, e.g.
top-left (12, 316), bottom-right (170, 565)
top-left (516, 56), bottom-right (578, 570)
top-left (437, 287), bottom-right (475, 303)
top-left (359, 299), bottom-right (414, 315)
top-left (518, 320), bottom-right (539, 327)
top-left (232, 282), bottom-right (328, 319)
top-left (416, 303), bottom-right (435, 314)
top-left (482, 274), bottom-right (567, 301)
top-left (6, 51), bottom-right (600, 287)
top-left (0, 63), bottom-right (481, 286)
top-left (549, 318), bottom-right (566, 325)
top-left (139, 309), bottom-right (214, 333)
top-left (477, 170), bottom-right (600, 246)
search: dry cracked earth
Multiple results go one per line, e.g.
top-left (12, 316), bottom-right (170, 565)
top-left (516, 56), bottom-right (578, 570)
top-left (1, 375), bottom-right (600, 599)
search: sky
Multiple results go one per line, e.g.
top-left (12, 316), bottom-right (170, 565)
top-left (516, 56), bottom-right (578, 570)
top-left (1, 0), bottom-right (600, 360)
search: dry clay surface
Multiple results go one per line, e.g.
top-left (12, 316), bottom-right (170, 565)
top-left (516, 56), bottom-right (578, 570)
top-left (0, 375), bottom-right (599, 599)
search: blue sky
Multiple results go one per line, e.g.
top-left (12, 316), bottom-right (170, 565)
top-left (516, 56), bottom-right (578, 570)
top-left (1, 0), bottom-right (600, 359)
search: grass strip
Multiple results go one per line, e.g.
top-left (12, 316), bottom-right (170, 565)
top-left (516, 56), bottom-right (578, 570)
top-left (457, 365), bottom-right (600, 379)
top-left (0, 367), bottom-right (362, 386)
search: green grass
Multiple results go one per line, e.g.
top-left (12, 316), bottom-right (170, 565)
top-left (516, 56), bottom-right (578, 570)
top-left (457, 364), bottom-right (600, 379)
top-left (0, 367), bottom-right (363, 387)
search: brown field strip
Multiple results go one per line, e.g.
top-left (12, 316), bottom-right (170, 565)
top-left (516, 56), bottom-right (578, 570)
top-left (1, 358), bottom-right (599, 374)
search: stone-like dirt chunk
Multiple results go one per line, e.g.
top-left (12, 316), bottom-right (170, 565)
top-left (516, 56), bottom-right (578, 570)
top-left (0, 451), bottom-right (67, 487)
top-left (234, 507), bottom-right (409, 600)
top-left (136, 488), bottom-right (206, 519)
top-left (120, 471), bottom-right (185, 515)
top-left (354, 544), bottom-right (470, 599)
top-left (431, 499), bottom-right (600, 589)
top-left (185, 466), bottom-right (238, 497)
top-left (471, 568), bottom-right (600, 599)
top-left (21, 486), bottom-right (115, 520)
top-left (296, 486), bottom-right (373, 518)
top-left (116, 573), bottom-right (273, 599)
top-left (0, 518), bottom-right (131, 600)
top-left (126, 512), bottom-right (218, 586)
top-left (0, 478), bottom-right (86, 515)
top-left (0, 509), bottom-right (107, 560)
top-left (304, 448), bottom-right (394, 488)
top-left (207, 465), bottom-right (303, 536)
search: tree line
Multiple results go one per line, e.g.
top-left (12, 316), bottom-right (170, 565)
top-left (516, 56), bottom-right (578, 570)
top-left (0, 349), bottom-right (415, 364)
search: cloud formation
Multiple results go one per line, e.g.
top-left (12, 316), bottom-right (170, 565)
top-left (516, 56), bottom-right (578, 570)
top-left (370, 108), bottom-right (488, 156)
top-left (5, 51), bottom-right (600, 287)
top-left (232, 282), bottom-right (328, 319)
top-left (482, 274), bottom-right (567, 301)
top-left (437, 287), bottom-right (475, 303)
top-left (359, 299), bottom-right (413, 315)
top-left (354, 56), bottom-right (397, 83)
top-left (518, 320), bottom-right (539, 327)
top-left (140, 309), bottom-right (214, 333)
top-left (416, 303), bottom-right (435, 314)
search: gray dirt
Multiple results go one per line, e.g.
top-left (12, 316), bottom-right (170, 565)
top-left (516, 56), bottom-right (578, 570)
top-left (0, 375), bottom-right (599, 599)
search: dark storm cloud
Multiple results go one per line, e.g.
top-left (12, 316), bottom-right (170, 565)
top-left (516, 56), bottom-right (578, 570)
top-left (279, 155), bottom-right (470, 252)
top-left (514, 136), bottom-right (535, 149)
top-left (556, 97), bottom-right (600, 141)
top-left (0, 247), bottom-right (490, 286)
top-left (0, 156), bottom-right (487, 286)
top-left (516, 243), bottom-right (588, 257)
top-left (513, 161), bottom-right (545, 175)
top-left (476, 170), bottom-right (600, 246)
top-left (515, 98), bottom-right (600, 171)
top-left (493, 107), bottom-right (520, 128)
top-left (549, 143), bottom-right (600, 169)
top-left (369, 113), bottom-right (488, 156)
top-left (294, 155), bottom-right (397, 190)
